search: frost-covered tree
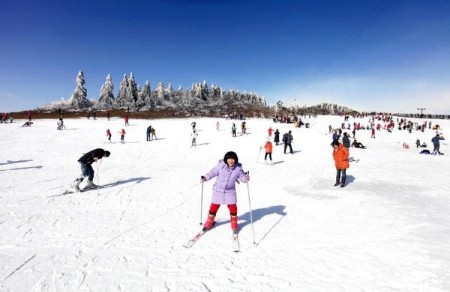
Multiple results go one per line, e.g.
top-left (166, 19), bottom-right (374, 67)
top-left (70, 70), bottom-right (91, 108)
top-left (116, 74), bottom-right (129, 107)
top-left (124, 72), bottom-right (139, 109)
top-left (99, 74), bottom-right (115, 105)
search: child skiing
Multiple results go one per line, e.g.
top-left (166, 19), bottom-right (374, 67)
top-left (262, 139), bottom-right (273, 164)
top-left (200, 151), bottom-right (250, 233)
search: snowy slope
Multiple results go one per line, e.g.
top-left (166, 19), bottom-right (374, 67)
top-left (1, 115), bottom-right (449, 291)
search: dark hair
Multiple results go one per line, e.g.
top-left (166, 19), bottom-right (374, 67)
top-left (104, 150), bottom-right (111, 157)
top-left (223, 151), bottom-right (238, 163)
top-left (331, 140), bottom-right (340, 147)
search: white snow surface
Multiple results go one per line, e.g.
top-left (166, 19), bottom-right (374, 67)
top-left (1, 116), bottom-right (450, 292)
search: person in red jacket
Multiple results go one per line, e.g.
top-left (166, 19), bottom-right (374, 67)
top-left (331, 140), bottom-right (349, 187)
top-left (263, 139), bottom-right (273, 164)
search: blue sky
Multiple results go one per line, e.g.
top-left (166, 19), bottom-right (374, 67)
top-left (1, 0), bottom-right (450, 114)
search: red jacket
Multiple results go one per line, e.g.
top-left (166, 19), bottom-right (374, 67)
top-left (333, 144), bottom-right (349, 169)
top-left (264, 141), bottom-right (273, 153)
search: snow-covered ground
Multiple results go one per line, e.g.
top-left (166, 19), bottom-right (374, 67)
top-left (1, 115), bottom-right (449, 291)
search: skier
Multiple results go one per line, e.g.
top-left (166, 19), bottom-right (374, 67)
top-left (191, 121), bottom-right (196, 131)
top-left (274, 129), bottom-right (280, 145)
top-left (371, 128), bottom-right (376, 138)
top-left (120, 129), bottom-right (126, 143)
top-left (124, 115), bottom-right (129, 126)
top-left (331, 140), bottom-right (349, 187)
top-left (267, 127), bottom-right (273, 137)
top-left (282, 130), bottom-right (294, 154)
top-left (231, 122), bottom-right (237, 137)
top-left (70, 148), bottom-right (110, 192)
top-left (431, 134), bottom-right (445, 155)
top-left (262, 139), bottom-right (273, 164)
top-left (216, 121), bottom-right (220, 131)
top-left (21, 121), bottom-right (33, 127)
top-left (106, 129), bottom-right (112, 142)
top-left (200, 151), bottom-right (250, 233)
top-left (191, 130), bottom-right (198, 147)
top-left (146, 125), bottom-right (152, 141)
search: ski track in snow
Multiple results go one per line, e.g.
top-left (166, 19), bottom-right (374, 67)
top-left (0, 116), bottom-right (450, 291)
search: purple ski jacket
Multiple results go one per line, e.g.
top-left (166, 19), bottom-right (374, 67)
top-left (204, 160), bottom-right (248, 205)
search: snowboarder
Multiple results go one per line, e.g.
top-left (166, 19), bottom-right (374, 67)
top-left (200, 151), bottom-right (250, 232)
top-left (262, 139), bottom-right (273, 164)
top-left (331, 140), bottom-right (349, 187)
top-left (274, 129), bottom-right (280, 145)
top-left (106, 129), bottom-right (112, 142)
top-left (70, 148), bottom-right (110, 192)
top-left (191, 130), bottom-right (198, 147)
top-left (282, 130), bottom-right (294, 154)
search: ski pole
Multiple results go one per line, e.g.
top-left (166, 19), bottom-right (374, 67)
top-left (246, 172), bottom-right (256, 246)
top-left (96, 159), bottom-right (102, 195)
top-left (200, 182), bottom-right (204, 225)
top-left (256, 147), bottom-right (262, 163)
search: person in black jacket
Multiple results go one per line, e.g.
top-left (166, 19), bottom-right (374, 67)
top-left (282, 130), bottom-right (294, 154)
top-left (71, 148), bottom-right (110, 191)
top-left (274, 129), bottom-right (280, 145)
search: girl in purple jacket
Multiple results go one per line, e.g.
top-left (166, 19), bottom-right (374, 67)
top-left (201, 151), bottom-right (249, 232)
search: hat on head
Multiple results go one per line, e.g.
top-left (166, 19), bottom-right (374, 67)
top-left (223, 151), bottom-right (238, 163)
top-left (331, 140), bottom-right (340, 147)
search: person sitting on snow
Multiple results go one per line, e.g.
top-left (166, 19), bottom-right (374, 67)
top-left (351, 140), bottom-right (366, 149)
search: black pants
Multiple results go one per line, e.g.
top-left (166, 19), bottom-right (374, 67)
top-left (264, 153), bottom-right (272, 161)
top-left (284, 143), bottom-right (293, 154)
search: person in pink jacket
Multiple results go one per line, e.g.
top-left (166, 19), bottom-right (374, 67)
top-left (201, 151), bottom-right (249, 232)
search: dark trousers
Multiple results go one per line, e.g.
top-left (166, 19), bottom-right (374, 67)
top-left (80, 163), bottom-right (94, 181)
top-left (336, 169), bottom-right (347, 184)
top-left (265, 153), bottom-right (272, 161)
top-left (284, 143), bottom-right (293, 154)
